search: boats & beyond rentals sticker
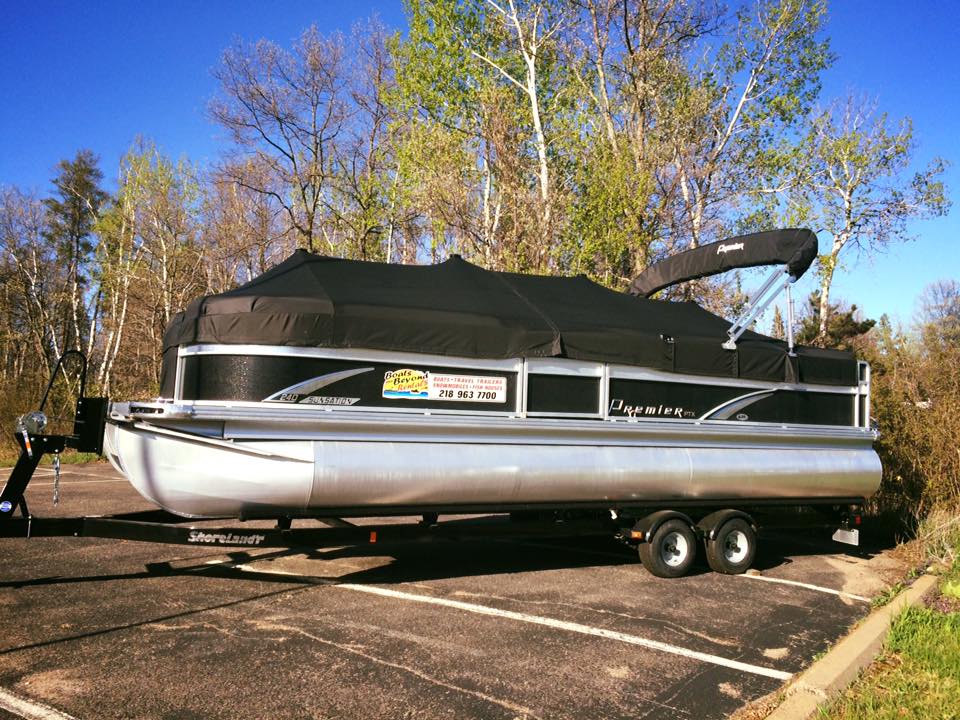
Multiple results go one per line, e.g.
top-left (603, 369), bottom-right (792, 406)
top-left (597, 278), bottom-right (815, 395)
top-left (383, 368), bottom-right (506, 403)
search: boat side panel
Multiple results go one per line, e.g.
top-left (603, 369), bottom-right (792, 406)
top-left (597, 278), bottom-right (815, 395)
top-left (309, 441), bottom-right (880, 508)
top-left (106, 422), bottom-right (880, 518)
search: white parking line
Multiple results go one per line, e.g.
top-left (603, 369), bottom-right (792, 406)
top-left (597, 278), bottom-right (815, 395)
top-left (29, 469), bottom-right (118, 481)
top-left (27, 479), bottom-right (128, 487)
top-left (0, 687), bottom-right (78, 720)
top-left (737, 573), bottom-right (870, 602)
top-left (214, 560), bottom-right (792, 681)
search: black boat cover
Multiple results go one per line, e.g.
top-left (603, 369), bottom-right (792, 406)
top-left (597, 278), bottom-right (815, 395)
top-left (161, 248), bottom-right (857, 391)
top-left (628, 228), bottom-right (819, 297)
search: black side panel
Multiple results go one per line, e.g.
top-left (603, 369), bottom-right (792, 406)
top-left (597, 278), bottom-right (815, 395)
top-left (159, 346), bottom-right (178, 398)
top-left (181, 355), bottom-right (517, 412)
top-left (747, 391), bottom-right (852, 426)
top-left (796, 347), bottom-right (859, 386)
top-left (608, 378), bottom-right (853, 425)
top-left (527, 374), bottom-right (600, 414)
top-left (608, 379), bottom-right (722, 419)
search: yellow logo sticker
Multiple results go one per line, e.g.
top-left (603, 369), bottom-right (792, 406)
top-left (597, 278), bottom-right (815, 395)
top-left (382, 369), bottom-right (429, 399)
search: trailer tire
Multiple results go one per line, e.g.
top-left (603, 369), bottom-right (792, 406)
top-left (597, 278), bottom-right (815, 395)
top-left (705, 518), bottom-right (756, 574)
top-left (638, 519), bottom-right (696, 578)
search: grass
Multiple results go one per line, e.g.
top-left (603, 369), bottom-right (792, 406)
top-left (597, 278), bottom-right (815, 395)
top-left (819, 508), bottom-right (960, 720)
top-left (820, 605), bottom-right (960, 720)
top-left (0, 449), bottom-right (102, 468)
top-left (870, 581), bottom-right (906, 610)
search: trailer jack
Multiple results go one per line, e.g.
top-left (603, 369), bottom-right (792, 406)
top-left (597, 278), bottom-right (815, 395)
top-left (0, 350), bottom-right (108, 528)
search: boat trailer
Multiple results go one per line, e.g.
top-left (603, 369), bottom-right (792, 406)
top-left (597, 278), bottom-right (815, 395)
top-left (1, 351), bottom-right (863, 578)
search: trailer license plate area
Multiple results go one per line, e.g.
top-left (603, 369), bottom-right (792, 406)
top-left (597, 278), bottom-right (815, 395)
top-left (832, 528), bottom-right (859, 546)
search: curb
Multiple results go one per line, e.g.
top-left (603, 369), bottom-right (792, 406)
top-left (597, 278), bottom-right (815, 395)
top-left (765, 573), bottom-right (939, 720)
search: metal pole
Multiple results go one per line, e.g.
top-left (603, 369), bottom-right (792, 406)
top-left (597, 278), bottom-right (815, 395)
top-left (786, 281), bottom-right (796, 356)
top-left (723, 267), bottom-right (792, 350)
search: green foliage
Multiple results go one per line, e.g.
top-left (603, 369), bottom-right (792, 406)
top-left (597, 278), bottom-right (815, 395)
top-left (870, 581), bottom-right (906, 610)
top-left (863, 292), bottom-right (960, 515)
top-left (796, 292), bottom-right (875, 350)
top-left (559, 141), bottom-right (655, 287)
top-left (393, 0), bottom-right (488, 133)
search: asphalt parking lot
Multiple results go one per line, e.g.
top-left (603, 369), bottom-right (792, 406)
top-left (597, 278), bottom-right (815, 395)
top-left (0, 462), bottom-right (904, 720)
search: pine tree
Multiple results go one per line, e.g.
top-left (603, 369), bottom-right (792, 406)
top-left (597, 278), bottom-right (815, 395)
top-left (771, 305), bottom-right (785, 340)
top-left (797, 292), bottom-right (875, 351)
top-left (43, 149), bottom-right (108, 353)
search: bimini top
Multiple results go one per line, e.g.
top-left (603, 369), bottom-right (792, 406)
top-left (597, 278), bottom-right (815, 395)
top-left (628, 228), bottom-right (818, 298)
top-left (161, 247), bottom-right (857, 387)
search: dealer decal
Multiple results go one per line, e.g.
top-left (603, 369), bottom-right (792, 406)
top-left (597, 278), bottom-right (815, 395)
top-left (383, 369), bottom-right (506, 403)
top-left (382, 368), bottom-right (429, 398)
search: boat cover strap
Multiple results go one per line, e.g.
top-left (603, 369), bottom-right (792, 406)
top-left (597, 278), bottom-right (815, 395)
top-left (628, 229), bottom-right (818, 298)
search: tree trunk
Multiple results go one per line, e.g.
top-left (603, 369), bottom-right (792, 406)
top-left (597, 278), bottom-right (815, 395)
top-left (817, 235), bottom-right (846, 345)
top-left (524, 56), bottom-right (551, 232)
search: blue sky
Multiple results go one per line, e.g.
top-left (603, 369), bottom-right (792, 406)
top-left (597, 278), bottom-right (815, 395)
top-left (1, 0), bottom-right (957, 325)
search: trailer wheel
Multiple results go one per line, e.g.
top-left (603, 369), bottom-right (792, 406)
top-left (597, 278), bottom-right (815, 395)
top-left (705, 518), bottom-right (756, 574)
top-left (638, 519), bottom-right (696, 578)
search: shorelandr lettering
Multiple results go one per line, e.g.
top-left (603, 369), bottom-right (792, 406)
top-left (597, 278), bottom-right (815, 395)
top-left (187, 530), bottom-right (266, 546)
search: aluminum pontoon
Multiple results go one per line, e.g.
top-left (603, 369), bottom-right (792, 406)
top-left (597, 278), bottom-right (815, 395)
top-left (2, 228), bottom-right (880, 577)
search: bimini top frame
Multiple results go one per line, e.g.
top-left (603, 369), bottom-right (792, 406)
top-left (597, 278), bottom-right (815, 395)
top-left (722, 266), bottom-right (798, 355)
top-left (628, 228), bottom-right (818, 353)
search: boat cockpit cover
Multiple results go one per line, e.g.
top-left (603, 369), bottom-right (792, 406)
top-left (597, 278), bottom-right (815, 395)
top-left (161, 249), bottom-right (857, 390)
top-left (628, 228), bottom-right (818, 298)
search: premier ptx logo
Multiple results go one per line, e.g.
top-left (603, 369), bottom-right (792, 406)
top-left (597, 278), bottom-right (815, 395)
top-left (608, 399), bottom-right (692, 418)
top-left (187, 530), bottom-right (266, 546)
top-left (716, 242), bottom-right (744, 254)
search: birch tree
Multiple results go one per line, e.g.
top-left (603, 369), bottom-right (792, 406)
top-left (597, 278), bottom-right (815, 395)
top-left (801, 97), bottom-right (950, 343)
top-left (469, 0), bottom-right (565, 233)
top-left (101, 143), bottom-right (206, 390)
top-left (671, 0), bottom-right (831, 248)
top-left (0, 188), bottom-right (66, 374)
top-left (560, 0), bottom-right (719, 286)
top-left (394, 0), bottom-right (509, 263)
top-left (94, 155), bottom-right (147, 395)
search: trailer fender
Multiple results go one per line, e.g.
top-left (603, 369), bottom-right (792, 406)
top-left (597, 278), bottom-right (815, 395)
top-left (696, 509), bottom-right (757, 541)
top-left (630, 510), bottom-right (695, 544)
